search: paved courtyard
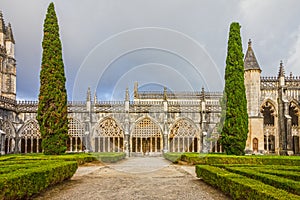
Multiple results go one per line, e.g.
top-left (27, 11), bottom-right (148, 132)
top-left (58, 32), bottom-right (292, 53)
top-left (34, 157), bottom-right (230, 200)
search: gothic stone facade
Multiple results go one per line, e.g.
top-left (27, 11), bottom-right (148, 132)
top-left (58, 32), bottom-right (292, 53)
top-left (0, 14), bottom-right (299, 156)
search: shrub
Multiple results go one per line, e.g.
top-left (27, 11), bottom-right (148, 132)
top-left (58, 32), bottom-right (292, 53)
top-left (224, 166), bottom-right (300, 195)
top-left (196, 165), bottom-right (300, 200)
top-left (181, 153), bottom-right (300, 165)
top-left (0, 161), bottom-right (77, 199)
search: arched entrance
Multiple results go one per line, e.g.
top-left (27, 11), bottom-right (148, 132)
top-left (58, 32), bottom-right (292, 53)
top-left (67, 118), bottom-right (85, 152)
top-left (94, 117), bottom-right (124, 152)
top-left (131, 117), bottom-right (162, 156)
top-left (19, 120), bottom-right (41, 153)
top-left (169, 118), bottom-right (200, 152)
top-left (2, 121), bottom-right (16, 154)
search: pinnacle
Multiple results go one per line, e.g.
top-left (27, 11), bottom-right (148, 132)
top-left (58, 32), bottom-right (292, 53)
top-left (278, 60), bottom-right (285, 77)
top-left (244, 39), bottom-right (261, 71)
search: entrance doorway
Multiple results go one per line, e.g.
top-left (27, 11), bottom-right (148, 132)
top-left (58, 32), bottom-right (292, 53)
top-left (253, 138), bottom-right (258, 152)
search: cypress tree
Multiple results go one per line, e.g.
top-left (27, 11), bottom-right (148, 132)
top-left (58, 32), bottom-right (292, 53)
top-left (220, 22), bottom-right (248, 155)
top-left (37, 2), bottom-right (68, 155)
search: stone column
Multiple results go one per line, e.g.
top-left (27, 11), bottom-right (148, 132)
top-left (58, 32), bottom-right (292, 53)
top-left (284, 100), bottom-right (293, 155)
top-left (163, 100), bottom-right (168, 153)
top-left (0, 130), bottom-right (5, 155)
top-left (124, 88), bottom-right (130, 157)
top-left (124, 118), bottom-right (130, 157)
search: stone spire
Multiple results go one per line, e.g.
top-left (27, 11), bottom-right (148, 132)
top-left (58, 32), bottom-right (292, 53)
top-left (5, 23), bottom-right (14, 43)
top-left (86, 87), bottom-right (91, 102)
top-left (93, 91), bottom-right (97, 103)
top-left (278, 60), bottom-right (285, 77)
top-left (134, 82), bottom-right (138, 98)
top-left (244, 39), bottom-right (261, 71)
top-left (0, 11), bottom-right (5, 33)
top-left (125, 87), bottom-right (129, 101)
top-left (163, 87), bottom-right (167, 100)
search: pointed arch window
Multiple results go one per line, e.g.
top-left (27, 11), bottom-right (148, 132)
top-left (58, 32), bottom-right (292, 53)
top-left (289, 102), bottom-right (299, 126)
top-left (261, 102), bottom-right (275, 126)
top-left (94, 117), bottom-right (124, 152)
top-left (169, 118), bottom-right (199, 152)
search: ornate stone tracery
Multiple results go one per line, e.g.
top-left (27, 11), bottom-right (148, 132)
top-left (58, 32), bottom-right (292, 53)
top-left (2, 120), bottom-right (15, 153)
top-left (261, 101), bottom-right (276, 126)
top-left (19, 120), bottom-right (41, 153)
top-left (169, 118), bottom-right (199, 152)
top-left (67, 118), bottom-right (85, 152)
top-left (94, 117), bottom-right (124, 152)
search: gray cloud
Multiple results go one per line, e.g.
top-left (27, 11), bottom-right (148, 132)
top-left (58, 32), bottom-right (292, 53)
top-left (1, 0), bottom-right (300, 100)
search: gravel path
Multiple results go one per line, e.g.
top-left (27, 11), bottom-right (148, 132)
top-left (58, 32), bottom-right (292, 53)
top-left (34, 157), bottom-right (230, 200)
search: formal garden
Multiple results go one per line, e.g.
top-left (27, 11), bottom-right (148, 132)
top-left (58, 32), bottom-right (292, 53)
top-left (1, 2), bottom-right (299, 200)
top-left (0, 152), bottom-right (125, 199)
top-left (164, 152), bottom-right (300, 200)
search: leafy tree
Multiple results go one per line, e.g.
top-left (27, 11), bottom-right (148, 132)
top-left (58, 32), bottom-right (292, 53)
top-left (220, 22), bottom-right (248, 155)
top-left (37, 2), bottom-right (68, 155)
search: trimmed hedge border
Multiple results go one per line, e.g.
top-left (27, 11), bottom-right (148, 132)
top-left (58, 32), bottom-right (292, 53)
top-left (0, 153), bottom-right (97, 165)
top-left (224, 166), bottom-right (300, 195)
top-left (181, 153), bottom-right (300, 165)
top-left (196, 165), bottom-right (300, 200)
top-left (0, 160), bottom-right (77, 199)
top-left (256, 168), bottom-right (300, 182)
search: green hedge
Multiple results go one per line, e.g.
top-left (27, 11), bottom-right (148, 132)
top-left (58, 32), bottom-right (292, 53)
top-left (0, 161), bottom-right (77, 199)
top-left (181, 153), bottom-right (300, 165)
top-left (0, 153), bottom-right (97, 165)
top-left (91, 152), bottom-right (126, 163)
top-left (196, 165), bottom-right (300, 200)
top-left (163, 153), bottom-right (182, 163)
top-left (256, 168), bottom-right (300, 182)
top-left (224, 166), bottom-right (300, 195)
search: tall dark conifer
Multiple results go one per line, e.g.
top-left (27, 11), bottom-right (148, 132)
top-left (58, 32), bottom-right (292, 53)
top-left (37, 2), bottom-right (68, 155)
top-left (220, 22), bottom-right (248, 155)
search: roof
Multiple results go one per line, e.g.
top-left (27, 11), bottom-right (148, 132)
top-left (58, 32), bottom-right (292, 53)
top-left (244, 39), bottom-right (261, 71)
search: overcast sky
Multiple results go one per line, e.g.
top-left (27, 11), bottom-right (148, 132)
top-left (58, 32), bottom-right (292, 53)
top-left (1, 0), bottom-right (300, 101)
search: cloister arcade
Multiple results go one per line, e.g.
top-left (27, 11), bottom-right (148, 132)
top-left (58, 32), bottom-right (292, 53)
top-left (169, 118), bottom-right (200, 153)
top-left (19, 120), bottom-right (41, 153)
top-left (261, 100), bottom-right (277, 153)
top-left (94, 117), bottom-right (124, 153)
top-left (2, 120), bottom-right (15, 154)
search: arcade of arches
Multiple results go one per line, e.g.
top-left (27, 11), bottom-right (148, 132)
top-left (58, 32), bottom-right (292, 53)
top-left (259, 100), bottom-right (300, 154)
top-left (2, 116), bottom-right (204, 155)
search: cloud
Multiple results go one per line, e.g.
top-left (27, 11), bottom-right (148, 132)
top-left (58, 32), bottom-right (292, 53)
top-left (287, 25), bottom-right (300, 75)
top-left (1, 0), bottom-right (300, 100)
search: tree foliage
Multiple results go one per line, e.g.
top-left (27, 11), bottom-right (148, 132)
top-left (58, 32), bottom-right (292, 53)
top-left (220, 22), bottom-right (248, 155)
top-left (37, 2), bottom-right (68, 155)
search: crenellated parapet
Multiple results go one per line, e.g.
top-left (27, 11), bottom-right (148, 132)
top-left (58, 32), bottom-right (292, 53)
top-left (261, 77), bottom-right (278, 90)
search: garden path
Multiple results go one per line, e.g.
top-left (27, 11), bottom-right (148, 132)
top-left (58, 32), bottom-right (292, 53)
top-left (34, 157), bottom-right (230, 200)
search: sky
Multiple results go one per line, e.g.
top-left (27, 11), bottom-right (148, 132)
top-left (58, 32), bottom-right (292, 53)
top-left (1, 0), bottom-right (300, 101)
